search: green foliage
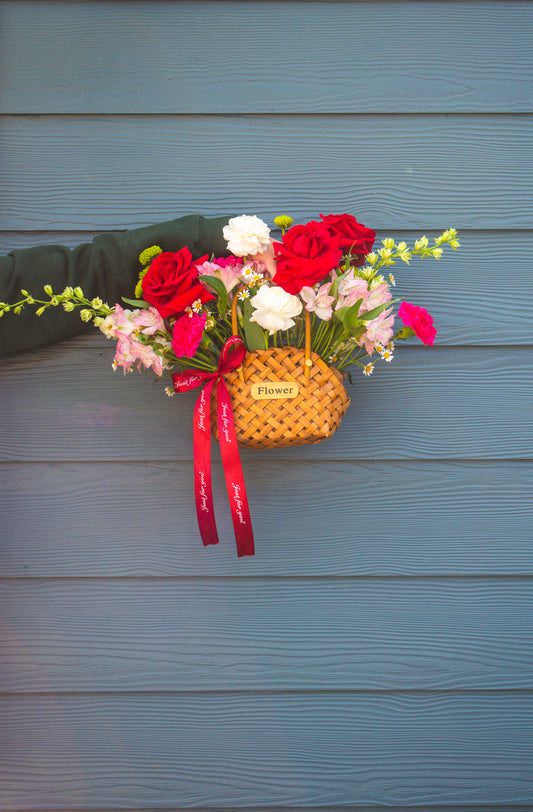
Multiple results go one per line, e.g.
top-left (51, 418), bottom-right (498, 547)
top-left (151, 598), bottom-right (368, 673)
top-left (334, 298), bottom-right (363, 332)
top-left (361, 300), bottom-right (397, 323)
top-left (121, 296), bottom-right (150, 309)
top-left (199, 275), bottom-right (229, 318)
top-left (242, 298), bottom-right (266, 350)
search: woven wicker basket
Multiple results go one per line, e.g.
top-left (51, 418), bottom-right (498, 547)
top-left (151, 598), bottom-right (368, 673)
top-left (211, 345), bottom-right (350, 449)
top-left (210, 290), bottom-right (351, 448)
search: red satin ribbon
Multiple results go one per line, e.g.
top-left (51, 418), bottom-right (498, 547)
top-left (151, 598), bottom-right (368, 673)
top-left (172, 337), bottom-right (255, 557)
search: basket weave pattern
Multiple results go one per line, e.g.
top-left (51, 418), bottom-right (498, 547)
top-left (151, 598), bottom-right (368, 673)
top-left (211, 346), bottom-right (350, 449)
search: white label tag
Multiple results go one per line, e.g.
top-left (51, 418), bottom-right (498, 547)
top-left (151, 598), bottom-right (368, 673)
top-left (250, 382), bottom-right (299, 400)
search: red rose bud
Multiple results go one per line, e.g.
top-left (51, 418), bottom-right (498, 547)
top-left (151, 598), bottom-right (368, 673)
top-left (398, 301), bottom-right (437, 346)
top-left (273, 221), bottom-right (343, 294)
top-left (141, 247), bottom-right (214, 319)
top-left (319, 213), bottom-right (375, 266)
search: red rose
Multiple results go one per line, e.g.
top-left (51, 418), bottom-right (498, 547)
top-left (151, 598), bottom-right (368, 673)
top-left (398, 301), bottom-right (437, 346)
top-left (141, 247), bottom-right (214, 319)
top-left (319, 213), bottom-right (375, 266)
top-left (273, 221), bottom-right (342, 294)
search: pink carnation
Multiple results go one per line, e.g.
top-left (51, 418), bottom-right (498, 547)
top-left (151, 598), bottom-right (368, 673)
top-left (398, 302), bottom-right (437, 346)
top-left (215, 255), bottom-right (244, 269)
top-left (171, 312), bottom-right (207, 359)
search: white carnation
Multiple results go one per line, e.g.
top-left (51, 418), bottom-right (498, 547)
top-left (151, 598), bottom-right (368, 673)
top-left (223, 214), bottom-right (271, 257)
top-left (249, 285), bottom-right (303, 335)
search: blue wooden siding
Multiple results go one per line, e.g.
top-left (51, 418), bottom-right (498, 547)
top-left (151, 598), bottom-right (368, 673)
top-left (1, 1), bottom-right (532, 810)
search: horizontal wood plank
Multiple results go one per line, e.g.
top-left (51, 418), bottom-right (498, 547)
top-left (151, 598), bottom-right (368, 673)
top-left (2, 808), bottom-right (529, 812)
top-left (1, 116), bottom-right (532, 230)
top-left (1, 341), bottom-right (531, 461)
top-left (1, 460), bottom-right (532, 576)
top-left (6, 808), bottom-right (529, 812)
top-left (1, 1), bottom-right (532, 113)
top-left (1, 693), bottom-right (532, 809)
top-left (1, 579), bottom-right (533, 692)
top-left (1, 230), bottom-right (530, 347)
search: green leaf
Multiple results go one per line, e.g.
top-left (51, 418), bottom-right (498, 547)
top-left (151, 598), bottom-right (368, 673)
top-left (243, 298), bottom-right (266, 350)
top-left (350, 325), bottom-right (366, 342)
top-left (199, 275), bottom-right (229, 317)
top-left (361, 299), bottom-right (397, 323)
top-left (334, 298), bottom-right (363, 332)
top-left (121, 297), bottom-right (150, 309)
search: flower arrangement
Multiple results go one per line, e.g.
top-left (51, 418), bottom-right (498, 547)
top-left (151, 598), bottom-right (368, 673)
top-left (2, 212), bottom-right (459, 557)
top-left (3, 213), bottom-right (459, 383)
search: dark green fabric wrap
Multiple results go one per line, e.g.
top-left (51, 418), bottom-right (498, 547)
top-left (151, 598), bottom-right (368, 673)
top-left (0, 214), bottom-right (231, 358)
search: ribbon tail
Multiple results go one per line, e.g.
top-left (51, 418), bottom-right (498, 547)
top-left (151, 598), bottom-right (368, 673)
top-left (216, 379), bottom-right (255, 557)
top-left (193, 380), bottom-right (219, 547)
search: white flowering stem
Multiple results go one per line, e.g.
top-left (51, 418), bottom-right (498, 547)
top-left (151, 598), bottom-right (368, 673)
top-left (1, 286), bottom-right (113, 320)
top-left (366, 229), bottom-right (460, 279)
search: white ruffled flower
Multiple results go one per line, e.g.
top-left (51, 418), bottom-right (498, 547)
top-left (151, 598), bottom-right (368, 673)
top-left (223, 215), bottom-right (271, 257)
top-left (98, 315), bottom-right (116, 338)
top-left (249, 285), bottom-right (303, 335)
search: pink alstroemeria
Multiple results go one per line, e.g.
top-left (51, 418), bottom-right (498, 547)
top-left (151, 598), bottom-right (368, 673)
top-left (108, 304), bottom-right (137, 337)
top-left (131, 306), bottom-right (167, 336)
top-left (171, 312), bottom-right (207, 359)
top-left (113, 335), bottom-right (166, 376)
top-left (131, 339), bottom-right (166, 375)
top-left (360, 282), bottom-right (392, 315)
top-left (196, 258), bottom-right (243, 294)
top-left (335, 273), bottom-right (370, 309)
top-left (113, 336), bottom-right (135, 372)
top-left (362, 309), bottom-right (395, 355)
top-left (300, 283), bottom-right (335, 321)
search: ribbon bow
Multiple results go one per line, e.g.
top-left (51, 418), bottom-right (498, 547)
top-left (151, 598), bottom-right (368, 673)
top-left (172, 336), bottom-right (254, 557)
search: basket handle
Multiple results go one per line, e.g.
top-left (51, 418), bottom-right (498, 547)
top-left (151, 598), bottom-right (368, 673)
top-left (231, 286), bottom-right (312, 381)
top-left (231, 290), bottom-right (246, 383)
top-left (231, 289), bottom-right (240, 336)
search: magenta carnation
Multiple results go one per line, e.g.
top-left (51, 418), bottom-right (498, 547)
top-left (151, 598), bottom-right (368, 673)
top-left (398, 302), bottom-right (437, 346)
top-left (171, 312), bottom-right (207, 359)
